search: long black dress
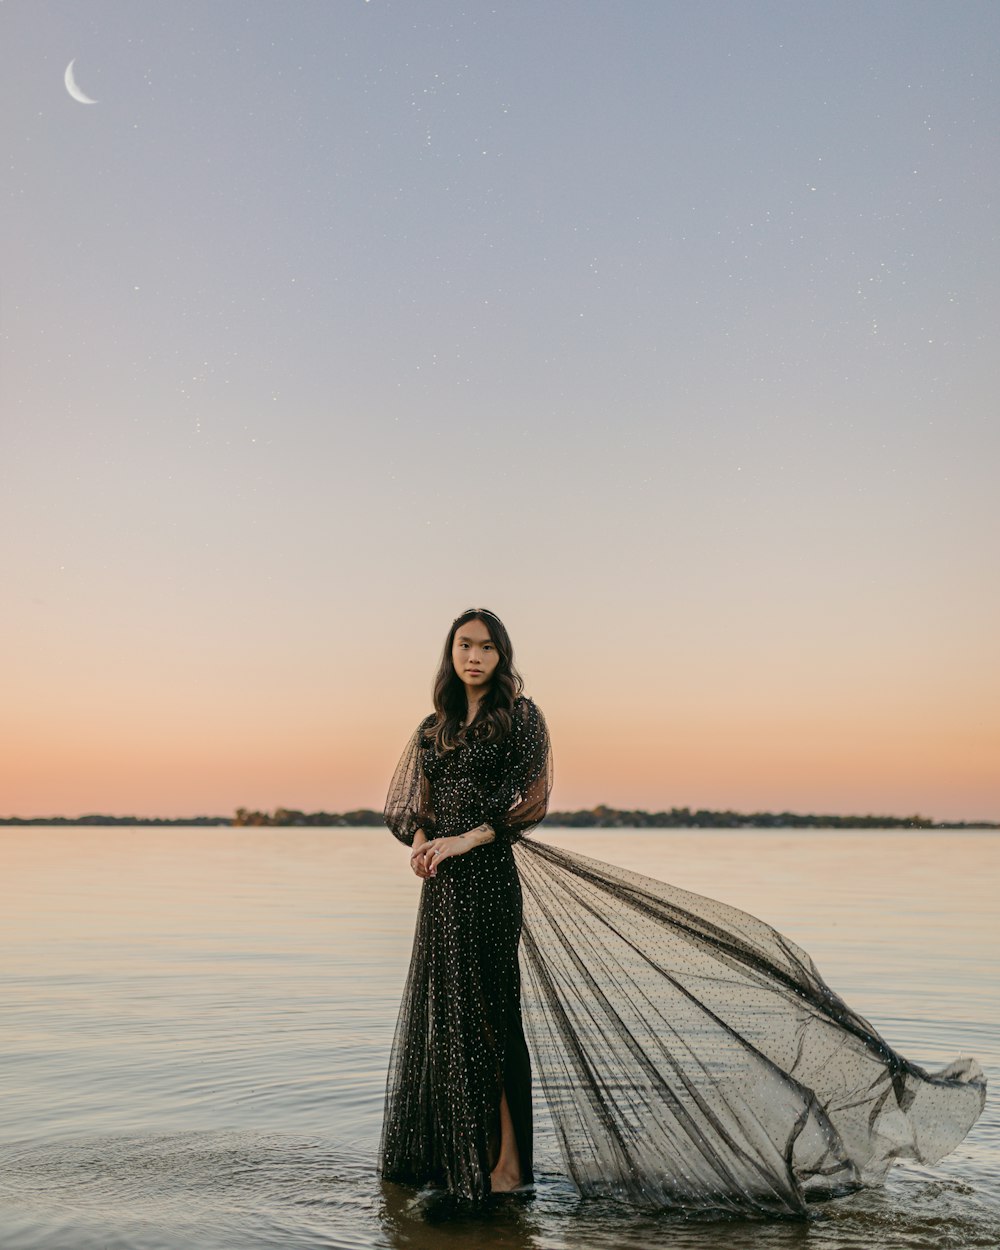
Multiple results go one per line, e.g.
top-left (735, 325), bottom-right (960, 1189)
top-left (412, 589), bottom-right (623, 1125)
top-left (379, 697), bottom-right (987, 1213)
top-left (379, 693), bottom-right (552, 1201)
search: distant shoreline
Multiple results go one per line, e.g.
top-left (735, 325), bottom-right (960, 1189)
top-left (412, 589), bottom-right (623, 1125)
top-left (1, 804), bottom-right (996, 830)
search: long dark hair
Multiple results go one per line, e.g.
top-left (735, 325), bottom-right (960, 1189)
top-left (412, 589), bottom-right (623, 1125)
top-left (427, 607), bottom-right (525, 753)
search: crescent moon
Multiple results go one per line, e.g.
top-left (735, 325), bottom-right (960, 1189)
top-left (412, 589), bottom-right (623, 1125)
top-left (64, 59), bottom-right (98, 105)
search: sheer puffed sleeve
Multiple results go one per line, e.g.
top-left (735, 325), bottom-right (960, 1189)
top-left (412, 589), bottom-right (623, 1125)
top-left (384, 716), bottom-right (437, 847)
top-left (489, 696), bottom-right (553, 846)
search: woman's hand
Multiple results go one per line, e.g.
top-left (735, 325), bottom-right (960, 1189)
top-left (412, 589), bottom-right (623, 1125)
top-left (412, 825), bottom-right (495, 877)
top-left (413, 836), bottom-right (468, 877)
top-left (409, 832), bottom-right (432, 878)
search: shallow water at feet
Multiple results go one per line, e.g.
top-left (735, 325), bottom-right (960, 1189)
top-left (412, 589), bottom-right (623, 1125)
top-left (1, 826), bottom-right (996, 1249)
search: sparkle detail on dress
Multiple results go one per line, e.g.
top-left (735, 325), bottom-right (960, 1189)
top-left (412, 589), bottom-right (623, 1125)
top-left (378, 694), bottom-right (551, 1201)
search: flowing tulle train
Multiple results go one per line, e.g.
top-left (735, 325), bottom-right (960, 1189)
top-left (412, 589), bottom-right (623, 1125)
top-left (513, 837), bottom-right (986, 1217)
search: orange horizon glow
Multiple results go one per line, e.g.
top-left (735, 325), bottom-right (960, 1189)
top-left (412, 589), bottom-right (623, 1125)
top-left (3, 654), bottom-right (997, 823)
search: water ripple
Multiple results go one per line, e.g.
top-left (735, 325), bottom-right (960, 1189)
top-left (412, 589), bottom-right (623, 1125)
top-left (1, 827), bottom-right (996, 1249)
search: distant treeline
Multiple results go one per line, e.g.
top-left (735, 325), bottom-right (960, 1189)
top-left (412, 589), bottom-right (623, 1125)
top-left (0, 814), bottom-right (233, 826)
top-left (227, 804), bottom-right (1000, 830)
top-left (2, 804), bottom-right (996, 829)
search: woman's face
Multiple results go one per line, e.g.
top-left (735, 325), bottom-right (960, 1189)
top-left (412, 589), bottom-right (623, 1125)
top-left (451, 618), bottom-right (500, 696)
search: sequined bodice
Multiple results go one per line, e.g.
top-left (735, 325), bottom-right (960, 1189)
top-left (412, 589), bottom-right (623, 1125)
top-left (421, 733), bottom-right (514, 838)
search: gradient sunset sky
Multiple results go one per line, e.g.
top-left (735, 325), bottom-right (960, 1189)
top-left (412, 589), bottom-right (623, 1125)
top-left (2, 1), bottom-right (998, 822)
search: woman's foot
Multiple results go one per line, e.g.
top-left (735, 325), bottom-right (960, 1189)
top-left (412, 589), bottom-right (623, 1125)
top-left (490, 1165), bottom-right (522, 1193)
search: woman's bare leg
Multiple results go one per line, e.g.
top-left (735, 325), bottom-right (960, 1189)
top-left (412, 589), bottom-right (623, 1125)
top-left (489, 1088), bottom-right (522, 1191)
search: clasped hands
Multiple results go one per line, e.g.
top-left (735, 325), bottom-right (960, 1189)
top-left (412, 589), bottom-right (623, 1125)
top-left (410, 825), bottom-right (495, 878)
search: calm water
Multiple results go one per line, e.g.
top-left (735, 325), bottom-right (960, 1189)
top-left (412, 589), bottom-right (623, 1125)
top-left (1, 827), bottom-right (997, 1250)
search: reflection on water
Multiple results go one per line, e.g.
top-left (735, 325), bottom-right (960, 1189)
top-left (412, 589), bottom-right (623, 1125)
top-left (0, 827), bottom-right (996, 1249)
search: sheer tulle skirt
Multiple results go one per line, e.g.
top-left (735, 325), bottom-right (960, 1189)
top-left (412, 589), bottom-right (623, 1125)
top-left (514, 837), bottom-right (986, 1216)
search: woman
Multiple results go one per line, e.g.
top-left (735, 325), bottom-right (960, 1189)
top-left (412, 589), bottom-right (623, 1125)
top-left (379, 606), bottom-right (551, 1200)
top-left (379, 607), bottom-right (986, 1214)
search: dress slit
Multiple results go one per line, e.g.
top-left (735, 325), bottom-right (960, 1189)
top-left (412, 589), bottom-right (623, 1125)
top-left (504, 1016), bottom-right (534, 1183)
top-left (483, 1014), bottom-right (534, 1184)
